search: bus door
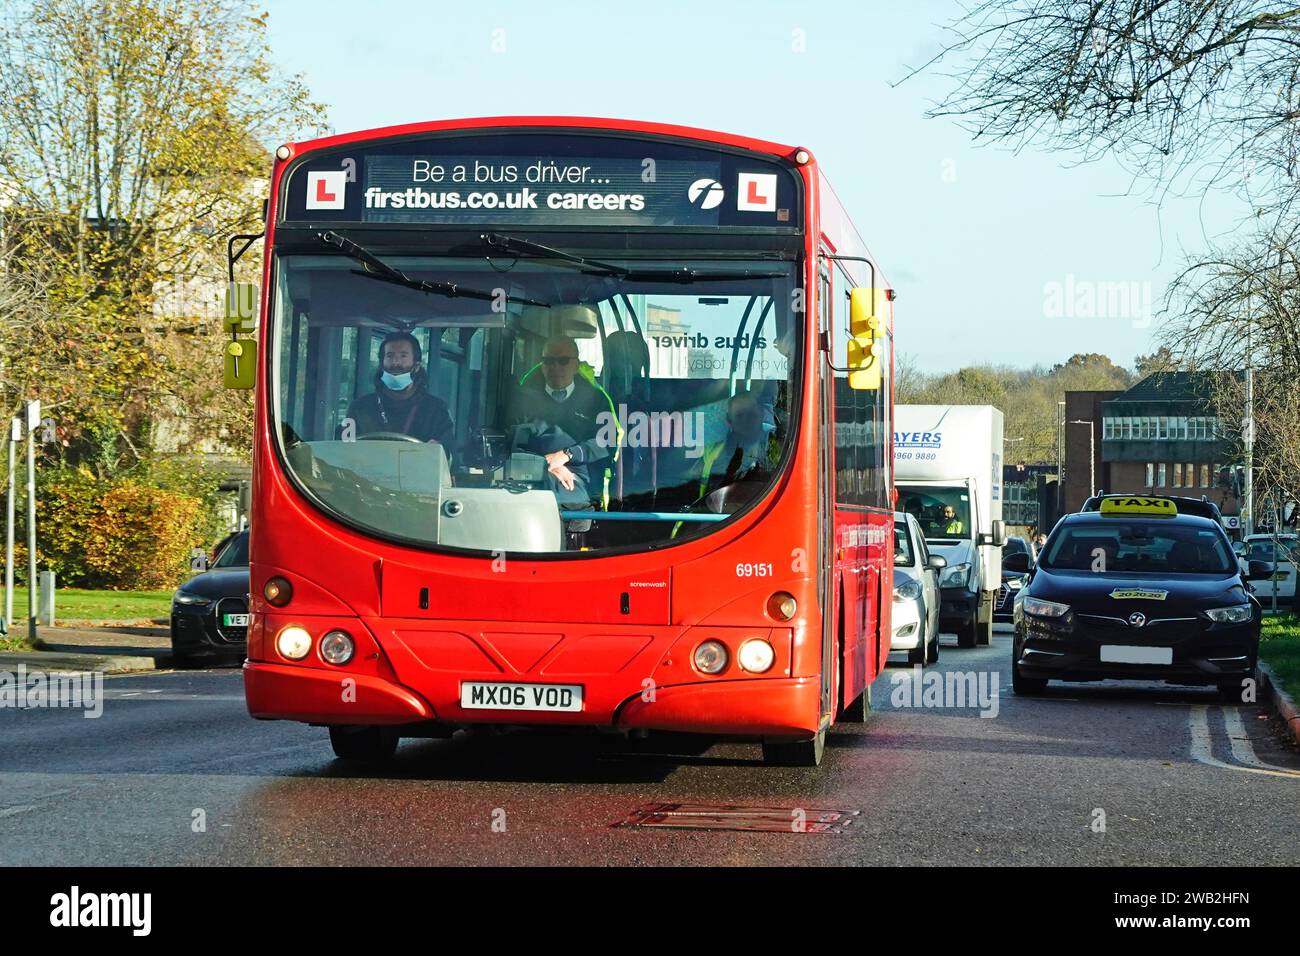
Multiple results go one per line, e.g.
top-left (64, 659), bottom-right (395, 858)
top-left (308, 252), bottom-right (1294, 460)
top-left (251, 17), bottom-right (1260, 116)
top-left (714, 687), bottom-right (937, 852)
top-left (817, 263), bottom-right (836, 722)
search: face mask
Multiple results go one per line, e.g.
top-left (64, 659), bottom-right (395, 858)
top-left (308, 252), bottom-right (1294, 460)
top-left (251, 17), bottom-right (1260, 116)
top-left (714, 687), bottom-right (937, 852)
top-left (381, 370), bottom-right (414, 390)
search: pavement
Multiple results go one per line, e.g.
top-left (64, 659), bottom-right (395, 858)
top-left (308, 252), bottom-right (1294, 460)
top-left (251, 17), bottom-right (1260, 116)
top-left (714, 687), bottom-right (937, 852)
top-left (0, 622), bottom-right (171, 673)
top-left (0, 625), bottom-right (1296, 866)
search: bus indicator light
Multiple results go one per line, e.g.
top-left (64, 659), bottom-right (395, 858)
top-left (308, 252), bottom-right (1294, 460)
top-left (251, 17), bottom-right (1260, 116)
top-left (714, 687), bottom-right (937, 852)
top-left (768, 592), bottom-right (797, 621)
top-left (264, 576), bottom-right (293, 607)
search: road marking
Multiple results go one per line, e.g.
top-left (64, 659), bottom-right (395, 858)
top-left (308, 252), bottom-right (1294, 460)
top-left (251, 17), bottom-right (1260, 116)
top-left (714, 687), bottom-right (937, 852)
top-left (1221, 706), bottom-right (1300, 774)
top-left (101, 692), bottom-right (245, 702)
top-left (0, 805), bottom-right (35, 818)
top-left (1188, 705), bottom-right (1300, 779)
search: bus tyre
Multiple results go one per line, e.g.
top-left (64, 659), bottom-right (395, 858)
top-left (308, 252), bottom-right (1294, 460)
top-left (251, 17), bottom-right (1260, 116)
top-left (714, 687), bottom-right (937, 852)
top-left (1012, 661), bottom-right (1048, 696)
top-left (329, 726), bottom-right (399, 763)
top-left (762, 726), bottom-right (826, 767)
top-left (958, 615), bottom-right (979, 649)
top-left (976, 614), bottom-right (992, 647)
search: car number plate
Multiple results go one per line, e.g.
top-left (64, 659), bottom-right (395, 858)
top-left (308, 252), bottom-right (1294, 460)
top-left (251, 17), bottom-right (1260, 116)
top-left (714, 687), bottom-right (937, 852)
top-left (222, 613), bottom-right (250, 627)
top-left (460, 681), bottom-right (583, 712)
top-left (1100, 645), bottom-right (1172, 665)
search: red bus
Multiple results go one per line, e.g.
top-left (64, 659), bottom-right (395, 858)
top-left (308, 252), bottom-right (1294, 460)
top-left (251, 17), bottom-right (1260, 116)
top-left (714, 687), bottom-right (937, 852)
top-left (238, 117), bottom-right (894, 766)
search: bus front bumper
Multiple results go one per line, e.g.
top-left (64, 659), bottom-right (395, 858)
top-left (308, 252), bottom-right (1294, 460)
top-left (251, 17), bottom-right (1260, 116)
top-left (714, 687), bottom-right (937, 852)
top-left (243, 666), bottom-right (819, 737)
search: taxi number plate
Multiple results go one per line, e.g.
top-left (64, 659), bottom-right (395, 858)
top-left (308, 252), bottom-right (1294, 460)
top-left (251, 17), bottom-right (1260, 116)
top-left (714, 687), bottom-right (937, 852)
top-left (460, 682), bottom-right (583, 712)
top-left (1100, 645), bottom-right (1172, 665)
top-left (222, 614), bottom-right (249, 627)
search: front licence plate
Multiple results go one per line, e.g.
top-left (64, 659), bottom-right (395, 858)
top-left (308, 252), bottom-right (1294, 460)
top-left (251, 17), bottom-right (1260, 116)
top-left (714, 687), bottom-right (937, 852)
top-left (222, 614), bottom-right (249, 627)
top-left (460, 681), bottom-right (583, 712)
top-left (1100, 645), bottom-right (1172, 665)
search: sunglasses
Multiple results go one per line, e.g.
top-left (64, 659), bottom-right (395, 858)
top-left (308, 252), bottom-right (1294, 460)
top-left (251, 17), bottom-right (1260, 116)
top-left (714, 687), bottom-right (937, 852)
top-left (542, 356), bottom-right (576, 366)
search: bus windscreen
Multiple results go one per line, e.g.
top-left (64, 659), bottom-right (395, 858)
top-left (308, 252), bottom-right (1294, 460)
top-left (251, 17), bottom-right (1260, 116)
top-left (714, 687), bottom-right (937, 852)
top-left (270, 252), bottom-right (801, 555)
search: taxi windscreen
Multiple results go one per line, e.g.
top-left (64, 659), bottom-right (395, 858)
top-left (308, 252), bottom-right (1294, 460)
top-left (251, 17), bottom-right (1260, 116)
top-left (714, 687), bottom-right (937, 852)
top-left (1041, 521), bottom-right (1235, 574)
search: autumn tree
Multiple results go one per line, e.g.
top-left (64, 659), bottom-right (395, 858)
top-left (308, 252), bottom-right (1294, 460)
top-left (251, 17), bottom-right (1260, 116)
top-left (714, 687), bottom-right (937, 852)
top-left (0, 0), bottom-right (327, 470)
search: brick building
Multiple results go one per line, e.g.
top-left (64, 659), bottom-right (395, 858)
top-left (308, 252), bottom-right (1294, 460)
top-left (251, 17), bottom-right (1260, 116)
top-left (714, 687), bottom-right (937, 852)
top-left (1062, 372), bottom-right (1242, 519)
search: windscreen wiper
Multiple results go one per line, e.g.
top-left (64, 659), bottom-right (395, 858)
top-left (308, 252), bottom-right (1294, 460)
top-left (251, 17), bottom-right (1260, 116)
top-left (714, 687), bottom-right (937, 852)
top-left (319, 231), bottom-right (550, 307)
top-left (481, 232), bottom-right (628, 276)
top-left (480, 232), bottom-right (787, 283)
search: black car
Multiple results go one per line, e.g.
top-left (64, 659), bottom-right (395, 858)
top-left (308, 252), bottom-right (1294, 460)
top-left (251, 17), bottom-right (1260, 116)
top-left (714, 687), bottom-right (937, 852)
top-left (1012, 499), bottom-right (1269, 699)
top-left (170, 530), bottom-right (250, 666)
top-left (995, 536), bottom-right (1036, 623)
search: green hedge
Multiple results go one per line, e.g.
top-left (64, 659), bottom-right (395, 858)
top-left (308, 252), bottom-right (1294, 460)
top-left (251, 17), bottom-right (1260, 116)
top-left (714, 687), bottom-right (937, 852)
top-left (5, 464), bottom-right (214, 590)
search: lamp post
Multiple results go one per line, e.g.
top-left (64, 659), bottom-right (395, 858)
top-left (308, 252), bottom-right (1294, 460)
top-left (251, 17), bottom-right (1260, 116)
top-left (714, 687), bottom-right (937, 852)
top-left (1056, 401), bottom-right (1065, 520)
top-left (1068, 419), bottom-right (1095, 499)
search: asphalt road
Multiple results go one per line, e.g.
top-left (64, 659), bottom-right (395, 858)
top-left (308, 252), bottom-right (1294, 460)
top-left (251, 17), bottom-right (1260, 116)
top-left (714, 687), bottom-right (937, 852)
top-left (2, 626), bottom-right (1297, 866)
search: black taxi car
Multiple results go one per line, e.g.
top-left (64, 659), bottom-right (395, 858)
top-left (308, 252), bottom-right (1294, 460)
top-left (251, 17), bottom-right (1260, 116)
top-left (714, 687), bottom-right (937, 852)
top-left (1012, 497), bottom-right (1268, 699)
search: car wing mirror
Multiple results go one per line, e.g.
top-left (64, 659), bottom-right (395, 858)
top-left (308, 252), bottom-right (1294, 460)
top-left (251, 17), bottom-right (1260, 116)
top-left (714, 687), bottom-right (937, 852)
top-left (1246, 559), bottom-right (1276, 581)
top-left (926, 554), bottom-right (947, 570)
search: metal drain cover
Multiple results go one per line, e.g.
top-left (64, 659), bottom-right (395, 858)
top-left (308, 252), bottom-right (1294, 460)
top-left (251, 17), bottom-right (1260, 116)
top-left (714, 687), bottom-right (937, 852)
top-left (615, 803), bottom-right (859, 833)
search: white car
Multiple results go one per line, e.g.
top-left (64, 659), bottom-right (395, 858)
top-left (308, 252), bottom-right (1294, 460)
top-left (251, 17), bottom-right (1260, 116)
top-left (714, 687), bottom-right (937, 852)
top-left (892, 512), bottom-right (944, 666)
top-left (1243, 533), bottom-right (1298, 606)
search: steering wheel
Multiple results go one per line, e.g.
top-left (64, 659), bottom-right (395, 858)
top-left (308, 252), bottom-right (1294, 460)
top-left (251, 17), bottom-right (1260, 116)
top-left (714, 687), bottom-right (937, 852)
top-left (356, 431), bottom-right (423, 443)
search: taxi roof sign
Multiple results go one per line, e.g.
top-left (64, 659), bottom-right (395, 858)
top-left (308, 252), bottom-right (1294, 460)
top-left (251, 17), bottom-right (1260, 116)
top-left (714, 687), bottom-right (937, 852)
top-left (1098, 496), bottom-right (1178, 518)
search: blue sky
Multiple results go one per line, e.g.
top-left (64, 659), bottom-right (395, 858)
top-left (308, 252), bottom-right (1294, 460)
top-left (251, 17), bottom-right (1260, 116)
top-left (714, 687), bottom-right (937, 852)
top-left (264, 0), bottom-right (1248, 374)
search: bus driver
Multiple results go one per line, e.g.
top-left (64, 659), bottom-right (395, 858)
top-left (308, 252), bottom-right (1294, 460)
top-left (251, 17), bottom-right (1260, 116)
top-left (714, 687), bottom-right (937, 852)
top-left (344, 330), bottom-right (456, 447)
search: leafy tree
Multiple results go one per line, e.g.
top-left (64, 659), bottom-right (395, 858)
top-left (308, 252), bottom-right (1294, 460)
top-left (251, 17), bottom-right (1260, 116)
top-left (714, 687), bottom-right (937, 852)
top-left (0, 0), bottom-right (327, 465)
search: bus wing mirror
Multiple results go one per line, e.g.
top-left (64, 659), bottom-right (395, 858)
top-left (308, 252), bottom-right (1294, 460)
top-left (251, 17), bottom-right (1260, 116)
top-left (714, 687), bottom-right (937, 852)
top-left (224, 339), bottom-right (257, 389)
top-left (846, 287), bottom-right (885, 391)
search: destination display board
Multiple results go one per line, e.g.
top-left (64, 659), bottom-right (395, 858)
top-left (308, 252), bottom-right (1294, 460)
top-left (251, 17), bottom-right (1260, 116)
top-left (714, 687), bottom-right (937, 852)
top-left (279, 131), bottom-right (802, 230)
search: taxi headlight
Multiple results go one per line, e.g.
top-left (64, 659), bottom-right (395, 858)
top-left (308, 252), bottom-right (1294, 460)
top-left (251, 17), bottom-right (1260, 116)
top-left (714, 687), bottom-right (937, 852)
top-left (893, 579), bottom-right (922, 602)
top-left (939, 563), bottom-right (970, 588)
top-left (693, 640), bottom-right (728, 675)
top-left (276, 625), bottom-right (312, 660)
top-left (737, 639), bottom-right (775, 673)
top-left (1204, 604), bottom-right (1252, 624)
top-left (1022, 597), bottom-right (1070, 618)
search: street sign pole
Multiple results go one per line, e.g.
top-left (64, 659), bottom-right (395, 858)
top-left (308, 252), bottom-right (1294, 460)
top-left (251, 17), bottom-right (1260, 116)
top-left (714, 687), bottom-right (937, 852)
top-left (3, 418), bottom-right (16, 634)
top-left (24, 400), bottom-right (38, 643)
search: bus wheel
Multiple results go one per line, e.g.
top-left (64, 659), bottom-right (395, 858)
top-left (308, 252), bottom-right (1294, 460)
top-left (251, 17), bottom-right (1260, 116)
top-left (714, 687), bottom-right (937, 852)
top-left (762, 726), bottom-right (826, 767)
top-left (329, 726), bottom-right (399, 763)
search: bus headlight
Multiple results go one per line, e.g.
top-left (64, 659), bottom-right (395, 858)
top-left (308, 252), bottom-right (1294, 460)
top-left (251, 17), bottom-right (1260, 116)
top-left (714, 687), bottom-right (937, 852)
top-left (319, 630), bottom-right (355, 665)
top-left (276, 625), bottom-right (312, 661)
top-left (694, 640), bottom-right (728, 675)
top-left (737, 639), bottom-right (775, 673)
